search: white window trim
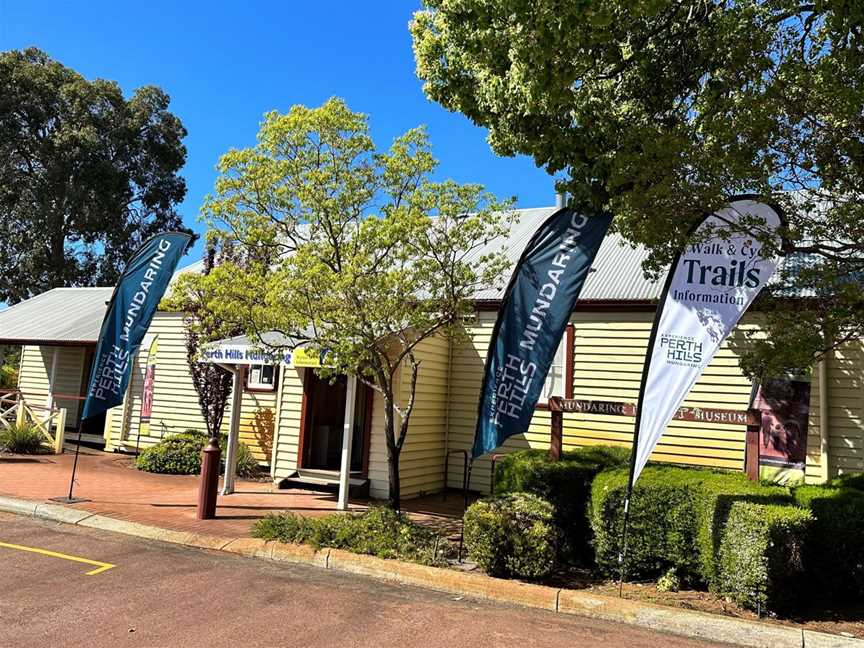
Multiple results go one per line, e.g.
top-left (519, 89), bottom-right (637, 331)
top-left (246, 364), bottom-right (277, 391)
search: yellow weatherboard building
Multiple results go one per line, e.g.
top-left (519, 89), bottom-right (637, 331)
top-left (2, 206), bottom-right (859, 499)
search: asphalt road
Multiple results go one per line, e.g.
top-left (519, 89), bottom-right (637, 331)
top-left (0, 512), bottom-right (725, 648)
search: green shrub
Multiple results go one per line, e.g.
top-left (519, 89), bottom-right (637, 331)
top-left (715, 502), bottom-right (811, 612)
top-left (794, 484), bottom-right (864, 600)
top-left (252, 507), bottom-right (450, 565)
top-left (0, 364), bottom-right (17, 389)
top-left (135, 429), bottom-right (260, 477)
top-left (494, 445), bottom-right (629, 562)
top-left (829, 473), bottom-right (864, 492)
top-left (463, 492), bottom-right (557, 579)
top-left (590, 465), bottom-right (800, 611)
top-left (0, 423), bottom-right (46, 454)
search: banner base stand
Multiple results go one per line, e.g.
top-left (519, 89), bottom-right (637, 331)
top-left (49, 496), bottom-right (90, 504)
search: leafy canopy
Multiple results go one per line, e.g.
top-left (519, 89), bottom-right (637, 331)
top-left (173, 98), bottom-right (512, 383)
top-left (412, 1), bottom-right (864, 377)
top-left (0, 48), bottom-right (193, 304)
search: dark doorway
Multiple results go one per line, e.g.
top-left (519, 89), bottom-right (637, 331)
top-left (301, 372), bottom-right (371, 473)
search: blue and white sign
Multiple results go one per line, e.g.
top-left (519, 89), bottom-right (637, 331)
top-left (472, 209), bottom-right (612, 458)
top-left (81, 232), bottom-right (192, 420)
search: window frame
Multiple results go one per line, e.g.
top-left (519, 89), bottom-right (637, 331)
top-left (535, 323), bottom-right (575, 409)
top-left (245, 363), bottom-right (278, 392)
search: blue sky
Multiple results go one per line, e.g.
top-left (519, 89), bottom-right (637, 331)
top-left (0, 0), bottom-right (555, 266)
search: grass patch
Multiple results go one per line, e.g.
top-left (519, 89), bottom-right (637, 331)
top-left (252, 507), bottom-right (452, 566)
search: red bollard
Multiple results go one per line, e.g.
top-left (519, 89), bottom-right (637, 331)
top-left (197, 436), bottom-right (221, 520)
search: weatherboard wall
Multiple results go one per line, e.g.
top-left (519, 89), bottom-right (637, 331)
top-left (17, 344), bottom-right (88, 425)
top-left (445, 310), bottom-right (761, 494)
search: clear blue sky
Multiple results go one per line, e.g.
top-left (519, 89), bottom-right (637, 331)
top-left (0, 0), bottom-right (555, 265)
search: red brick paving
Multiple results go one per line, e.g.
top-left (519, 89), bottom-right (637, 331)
top-left (0, 447), bottom-right (463, 538)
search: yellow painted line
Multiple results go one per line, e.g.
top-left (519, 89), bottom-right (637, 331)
top-left (0, 541), bottom-right (116, 575)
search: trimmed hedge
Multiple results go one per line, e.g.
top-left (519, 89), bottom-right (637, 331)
top-left (715, 501), bottom-right (811, 612)
top-left (794, 484), bottom-right (864, 600)
top-left (253, 507), bottom-right (450, 566)
top-left (590, 466), bottom-right (806, 611)
top-left (135, 430), bottom-right (259, 477)
top-left (493, 446), bottom-right (629, 562)
top-left (464, 492), bottom-right (557, 579)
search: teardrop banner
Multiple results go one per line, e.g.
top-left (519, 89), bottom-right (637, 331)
top-left (617, 197), bottom-right (783, 591)
top-left (54, 231), bottom-right (191, 504)
top-left (472, 209), bottom-right (613, 459)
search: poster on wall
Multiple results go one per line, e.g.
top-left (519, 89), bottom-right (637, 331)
top-left (630, 198), bottom-right (783, 487)
top-left (753, 377), bottom-right (811, 483)
top-left (138, 336), bottom-right (159, 438)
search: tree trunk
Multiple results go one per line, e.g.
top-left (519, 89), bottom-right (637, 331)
top-left (382, 393), bottom-right (401, 511)
top-left (387, 443), bottom-right (401, 512)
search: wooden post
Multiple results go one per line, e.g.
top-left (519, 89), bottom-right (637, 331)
top-left (549, 397), bottom-right (563, 461)
top-left (53, 408), bottom-right (67, 454)
top-left (745, 408), bottom-right (761, 481)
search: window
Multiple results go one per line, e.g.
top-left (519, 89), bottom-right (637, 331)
top-left (246, 364), bottom-right (277, 391)
top-left (540, 336), bottom-right (568, 402)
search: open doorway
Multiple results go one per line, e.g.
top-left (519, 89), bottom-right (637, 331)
top-left (300, 371), bottom-right (371, 474)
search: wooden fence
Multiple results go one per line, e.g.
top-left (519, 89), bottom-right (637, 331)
top-left (0, 389), bottom-right (67, 454)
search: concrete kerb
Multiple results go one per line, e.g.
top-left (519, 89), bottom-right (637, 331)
top-left (1, 494), bottom-right (861, 648)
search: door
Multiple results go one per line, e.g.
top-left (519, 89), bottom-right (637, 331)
top-left (301, 372), bottom-right (371, 473)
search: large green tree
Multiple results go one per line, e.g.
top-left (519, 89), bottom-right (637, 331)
top-left (412, 1), bottom-right (864, 377)
top-left (171, 98), bottom-right (511, 509)
top-left (0, 48), bottom-right (193, 304)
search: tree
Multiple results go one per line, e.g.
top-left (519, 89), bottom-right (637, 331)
top-left (0, 48), bottom-right (194, 304)
top-left (171, 98), bottom-right (512, 509)
top-left (176, 237), bottom-right (236, 440)
top-left (411, 1), bottom-right (864, 377)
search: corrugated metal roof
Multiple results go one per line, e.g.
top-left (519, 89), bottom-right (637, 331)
top-left (470, 207), bottom-right (662, 301)
top-left (0, 287), bottom-right (114, 344)
top-left (0, 205), bottom-right (826, 345)
top-left (0, 259), bottom-right (204, 345)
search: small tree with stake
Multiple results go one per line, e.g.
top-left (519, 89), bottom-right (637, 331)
top-left (171, 98), bottom-right (513, 510)
top-left (169, 238), bottom-right (237, 442)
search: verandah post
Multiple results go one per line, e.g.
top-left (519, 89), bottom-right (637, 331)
top-left (548, 397), bottom-right (563, 461)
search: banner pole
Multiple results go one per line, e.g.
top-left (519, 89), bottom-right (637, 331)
top-left (51, 427), bottom-right (89, 504)
top-left (617, 231), bottom-right (689, 596)
top-left (458, 458), bottom-right (474, 562)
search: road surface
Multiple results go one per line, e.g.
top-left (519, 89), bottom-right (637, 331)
top-left (0, 512), bottom-right (725, 648)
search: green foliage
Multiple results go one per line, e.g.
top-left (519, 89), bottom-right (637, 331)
top-left (715, 502), bottom-right (811, 612)
top-left (134, 430), bottom-right (259, 477)
top-left (0, 48), bottom-right (193, 304)
top-left (493, 446), bottom-right (629, 562)
top-left (463, 492), bottom-right (557, 579)
top-left (169, 97), bottom-right (512, 509)
top-left (0, 364), bottom-right (16, 389)
top-left (590, 466), bottom-right (802, 611)
top-left (0, 423), bottom-right (46, 454)
top-left (252, 507), bottom-right (450, 566)
top-left (412, 2), bottom-right (864, 377)
top-left (829, 473), bottom-right (864, 492)
top-left (794, 485), bottom-right (864, 600)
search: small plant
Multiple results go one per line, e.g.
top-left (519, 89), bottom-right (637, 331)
top-left (135, 429), bottom-right (260, 477)
top-left (0, 423), bottom-right (46, 454)
top-left (463, 492), bottom-right (557, 579)
top-left (252, 507), bottom-right (451, 565)
top-left (656, 568), bottom-right (680, 593)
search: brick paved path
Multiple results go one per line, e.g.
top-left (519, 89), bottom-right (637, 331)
top-left (0, 447), bottom-right (463, 538)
